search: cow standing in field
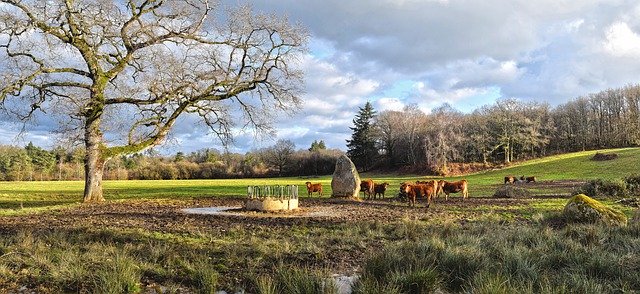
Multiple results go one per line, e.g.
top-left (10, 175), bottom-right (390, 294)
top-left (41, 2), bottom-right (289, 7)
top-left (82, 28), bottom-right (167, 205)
top-left (520, 175), bottom-right (536, 183)
top-left (504, 176), bottom-right (518, 184)
top-left (437, 180), bottom-right (469, 201)
top-left (400, 181), bottom-right (436, 208)
top-left (305, 182), bottom-right (323, 197)
top-left (360, 179), bottom-right (375, 199)
top-left (373, 182), bottom-right (390, 199)
top-left (419, 180), bottom-right (438, 203)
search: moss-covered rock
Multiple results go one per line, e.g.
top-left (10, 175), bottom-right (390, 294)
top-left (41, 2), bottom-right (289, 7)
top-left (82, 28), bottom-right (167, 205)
top-left (563, 194), bottom-right (627, 226)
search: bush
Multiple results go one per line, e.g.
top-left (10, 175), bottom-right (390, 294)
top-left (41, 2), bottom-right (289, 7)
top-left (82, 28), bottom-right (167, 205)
top-left (576, 179), bottom-right (627, 198)
top-left (492, 185), bottom-right (532, 198)
top-left (591, 152), bottom-right (618, 161)
top-left (624, 174), bottom-right (640, 196)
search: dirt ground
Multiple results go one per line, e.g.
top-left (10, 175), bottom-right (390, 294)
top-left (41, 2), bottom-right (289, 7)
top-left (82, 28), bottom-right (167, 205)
top-left (0, 180), bottom-right (583, 234)
top-left (0, 196), bottom-right (535, 234)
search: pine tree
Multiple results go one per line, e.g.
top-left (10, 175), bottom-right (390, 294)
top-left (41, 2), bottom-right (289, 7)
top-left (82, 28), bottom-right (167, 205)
top-left (309, 140), bottom-right (327, 152)
top-left (346, 102), bottom-right (378, 171)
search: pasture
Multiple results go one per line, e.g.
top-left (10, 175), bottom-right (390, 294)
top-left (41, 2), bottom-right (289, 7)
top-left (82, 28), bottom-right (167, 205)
top-left (0, 148), bottom-right (638, 293)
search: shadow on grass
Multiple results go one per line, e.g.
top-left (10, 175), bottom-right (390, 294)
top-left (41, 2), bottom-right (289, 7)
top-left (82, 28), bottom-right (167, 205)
top-left (0, 200), bottom-right (76, 210)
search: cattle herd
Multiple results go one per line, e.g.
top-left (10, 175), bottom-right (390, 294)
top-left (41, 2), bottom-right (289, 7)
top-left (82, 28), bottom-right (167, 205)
top-left (303, 174), bottom-right (537, 208)
top-left (304, 178), bottom-right (469, 208)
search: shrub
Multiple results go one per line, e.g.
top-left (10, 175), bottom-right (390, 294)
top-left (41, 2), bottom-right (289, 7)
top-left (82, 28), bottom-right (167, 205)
top-left (624, 174), bottom-right (640, 196)
top-left (576, 179), bottom-right (627, 198)
top-left (492, 185), bottom-right (532, 198)
top-left (591, 152), bottom-right (618, 161)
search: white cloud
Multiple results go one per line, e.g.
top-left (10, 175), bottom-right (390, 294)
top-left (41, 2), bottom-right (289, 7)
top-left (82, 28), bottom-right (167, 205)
top-left (603, 22), bottom-right (640, 57)
top-left (8, 0), bottom-right (640, 153)
top-left (375, 97), bottom-right (405, 112)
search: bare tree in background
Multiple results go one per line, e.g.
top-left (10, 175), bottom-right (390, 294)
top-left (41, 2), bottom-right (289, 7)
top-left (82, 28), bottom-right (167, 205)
top-left (424, 104), bottom-right (463, 174)
top-left (0, 0), bottom-right (308, 201)
top-left (261, 139), bottom-right (295, 177)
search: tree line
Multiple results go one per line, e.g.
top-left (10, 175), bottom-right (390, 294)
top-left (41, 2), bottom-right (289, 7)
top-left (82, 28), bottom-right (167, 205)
top-left (3, 84), bottom-right (639, 181)
top-left (347, 84), bottom-right (640, 174)
top-left (0, 141), bottom-right (341, 181)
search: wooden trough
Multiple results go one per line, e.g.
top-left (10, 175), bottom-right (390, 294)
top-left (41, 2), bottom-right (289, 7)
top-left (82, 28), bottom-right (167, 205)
top-left (245, 185), bottom-right (299, 211)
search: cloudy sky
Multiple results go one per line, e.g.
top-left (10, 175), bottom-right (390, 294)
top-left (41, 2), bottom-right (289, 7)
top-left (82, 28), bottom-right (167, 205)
top-left (5, 0), bottom-right (640, 154)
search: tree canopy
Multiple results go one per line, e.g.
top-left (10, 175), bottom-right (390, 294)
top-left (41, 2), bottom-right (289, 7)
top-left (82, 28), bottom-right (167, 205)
top-left (0, 0), bottom-right (308, 201)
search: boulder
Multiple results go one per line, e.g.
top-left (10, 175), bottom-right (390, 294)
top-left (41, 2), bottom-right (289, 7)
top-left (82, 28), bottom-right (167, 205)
top-left (563, 194), bottom-right (627, 226)
top-left (331, 155), bottom-right (361, 198)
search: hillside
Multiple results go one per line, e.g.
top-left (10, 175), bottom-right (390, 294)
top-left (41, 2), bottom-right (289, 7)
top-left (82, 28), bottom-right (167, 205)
top-left (364, 147), bottom-right (640, 197)
top-left (436, 147), bottom-right (640, 196)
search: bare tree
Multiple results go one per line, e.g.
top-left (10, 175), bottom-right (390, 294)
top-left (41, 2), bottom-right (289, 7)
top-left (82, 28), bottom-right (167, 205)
top-left (423, 103), bottom-right (463, 174)
top-left (375, 110), bottom-right (404, 166)
top-left (0, 0), bottom-right (307, 201)
top-left (261, 139), bottom-right (295, 176)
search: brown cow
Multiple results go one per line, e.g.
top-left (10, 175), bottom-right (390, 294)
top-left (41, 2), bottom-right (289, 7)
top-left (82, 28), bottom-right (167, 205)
top-left (373, 182), bottom-right (390, 199)
top-left (416, 180), bottom-right (439, 197)
top-left (305, 182), bottom-right (323, 197)
top-left (520, 175), bottom-right (536, 183)
top-left (360, 179), bottom-right (375, 199)
top-left (504, 176), bottom-right (518, 184)
top-left (437, 180), bottom-right (469, 201)
top-left (400, 182), bottom-right (435, 208)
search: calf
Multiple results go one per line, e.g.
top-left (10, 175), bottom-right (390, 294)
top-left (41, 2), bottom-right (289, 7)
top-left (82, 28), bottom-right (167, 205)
top-left (373, 182), bottom-right (390, 199)
top-left (504, 176), bottom-right (517, 184)
top-left (520, 175), bottom-right (536, 183)
top-left (305, 182), bottom-right (323, 197)
top-left (360, 179), bottom-right (375, 199)
top-left (437, 179), bottom-right (469, 201)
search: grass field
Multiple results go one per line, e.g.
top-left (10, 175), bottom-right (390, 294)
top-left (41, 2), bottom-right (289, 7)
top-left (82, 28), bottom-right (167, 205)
top-left (1, 147), bottom-right (638, 214)
top-left (0, 148), bottom-right (638, 293)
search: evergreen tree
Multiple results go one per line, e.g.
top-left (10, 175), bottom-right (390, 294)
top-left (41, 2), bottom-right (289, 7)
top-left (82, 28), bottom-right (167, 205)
top-left (309, 140), bottom-right (327, 152)
top-left (346, 102), bottom-right (378, 171)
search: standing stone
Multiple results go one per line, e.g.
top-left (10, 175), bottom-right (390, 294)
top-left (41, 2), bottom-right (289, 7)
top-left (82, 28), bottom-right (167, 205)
top-left (331, 155), bottom-right (361, 198)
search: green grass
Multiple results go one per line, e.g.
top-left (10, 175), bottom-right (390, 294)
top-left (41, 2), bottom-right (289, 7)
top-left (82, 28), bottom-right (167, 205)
top-left (0, 148), bottom-right (638, 292)
top-left (0, 147), bottom-right (638, 214)
top-left (354, 220), bottom-right (640, 293)
top-left (446, 147), bottom-right (640, 195)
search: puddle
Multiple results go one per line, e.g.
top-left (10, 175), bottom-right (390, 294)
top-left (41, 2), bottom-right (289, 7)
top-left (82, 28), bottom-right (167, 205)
top-left (181, 207), bottom-right (239, 215)
top-left (333, 274), bottom-right (357, 294)
top-left (181, 206), bottom-right (334, 218)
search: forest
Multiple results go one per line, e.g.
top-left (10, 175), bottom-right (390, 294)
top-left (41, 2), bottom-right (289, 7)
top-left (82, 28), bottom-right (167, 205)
top-left (2, 84), bottom-right (639, 181)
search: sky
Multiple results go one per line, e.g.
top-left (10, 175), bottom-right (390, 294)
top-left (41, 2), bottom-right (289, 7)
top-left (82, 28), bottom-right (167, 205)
top-left (4, 0), bottom-right (640, 154)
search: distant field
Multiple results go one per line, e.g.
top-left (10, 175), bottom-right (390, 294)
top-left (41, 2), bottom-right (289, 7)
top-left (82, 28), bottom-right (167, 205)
top-left (0, 147), bottom-right (638, 213)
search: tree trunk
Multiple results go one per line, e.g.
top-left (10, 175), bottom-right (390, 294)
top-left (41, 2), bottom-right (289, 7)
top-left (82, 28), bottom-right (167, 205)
top-left (504, 144), bottom-right (510, 164)
top-left (83, 118), bottom-right (106, 202)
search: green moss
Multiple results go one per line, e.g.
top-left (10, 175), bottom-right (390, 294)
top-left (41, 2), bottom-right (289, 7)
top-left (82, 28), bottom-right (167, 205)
top-left (564, 194), bottom-right (627, 226)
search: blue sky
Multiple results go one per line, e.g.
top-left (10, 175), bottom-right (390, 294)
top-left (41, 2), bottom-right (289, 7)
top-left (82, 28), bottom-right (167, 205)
top-left (4, 0), bottom-right (640, 154)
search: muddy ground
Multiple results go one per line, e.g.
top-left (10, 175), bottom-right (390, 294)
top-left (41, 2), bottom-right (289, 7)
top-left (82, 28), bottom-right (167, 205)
top-left (0, 195), bottom-right (542, 234)
top-left (0, 180), bottom-right (583, 235)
